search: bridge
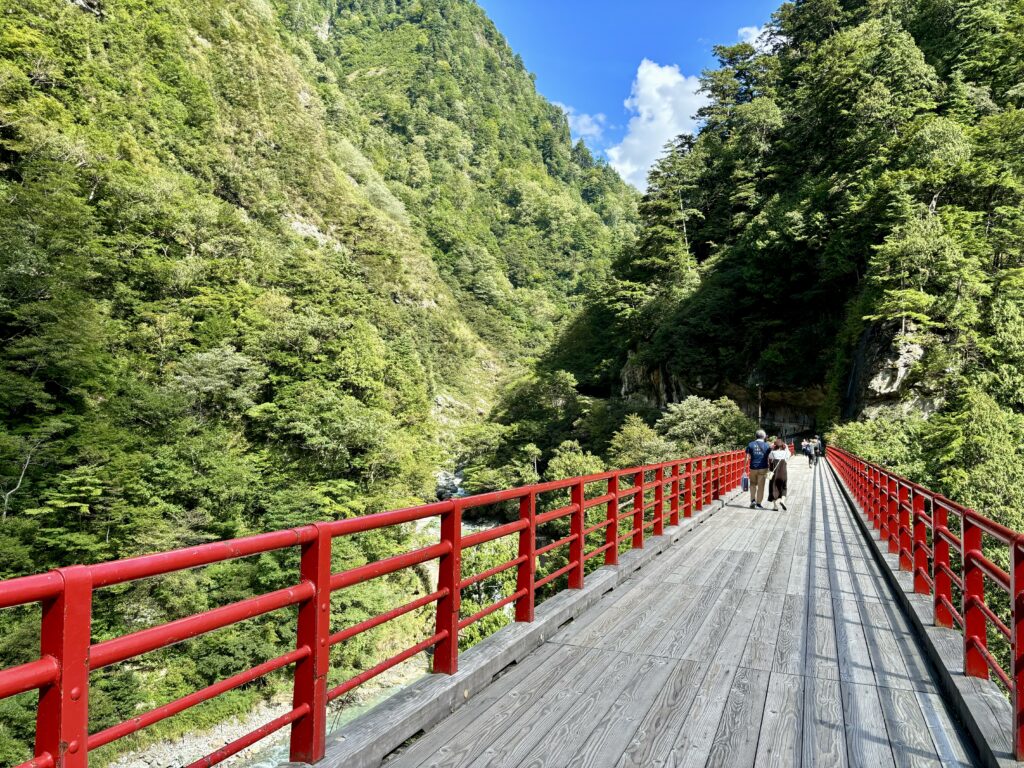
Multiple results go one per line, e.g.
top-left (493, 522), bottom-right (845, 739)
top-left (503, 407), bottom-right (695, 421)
top-left (0, 448), bottom-right (1021, 767)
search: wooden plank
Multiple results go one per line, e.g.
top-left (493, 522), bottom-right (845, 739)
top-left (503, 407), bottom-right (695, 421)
top-left (746, 528), bottom-right (786, 592)
top-left (691, 550), bottom-right (746, 589)
top-left (513, 650), bottom-right (649, 767)
top-left (617, 660), bottom-right (708, 768)
top-left (802, 675), bottom-right (848, 768)
top-left (882, 622), bottom-right (941, 696)
top-left (564, 654), bottom-right (676, 768)
top-left (711, 590), bottom-right (763, 667)
top-left (389, 642), bottom-right (584, 767)
top-left (764, 544), bottom-right (795, 594)
top-left (913, 691), bottom-right (978, 768)
top-left (683, 588), bottom-right (744, 662)
top-left (706, 665), bottom-right (771, 768)
top-left (463, 647), bottom-right (619, 767)
top-left (653, 585), bottom-right (722, 659)
top-left (875, 685), bottom-right (942, 768)
top-left (414, 646), bottom-right (604, 768)
top-left (772, 593), bottom-right (808, 676)
top-left (805, 593), bottom-right (840, 681)
top-left (729, 515), bottom-right (777, 589)
top-left (740, 592), bottom-right (785, 672)
top-left (842, 681), bottom-right (897, 768)
top-left (666, 662), bottom-right (740, 768)
top-left (858, 600), bottom-right (918, 692)
top-left (786, 554), bottom-right (809, 595)
top-left (833, 597), bottom-right (876, 686)
top-left (754, 672), bottom-right (804, 768)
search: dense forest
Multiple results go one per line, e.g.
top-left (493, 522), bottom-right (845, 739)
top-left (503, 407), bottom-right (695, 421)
top-left (541, 0), bottom-right (1024, 533)
top-left (3, 0), bottom-right (1024, 761)
top-left (0, 0), bottom-right (641, 760)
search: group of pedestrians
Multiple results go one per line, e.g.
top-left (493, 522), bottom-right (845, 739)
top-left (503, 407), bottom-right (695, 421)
top-left (801, 436), bottom-right (823, 467)
top-left (744, 430), bottom-right (790, 511)
top-left (744, 431), bottom-right (826, 511)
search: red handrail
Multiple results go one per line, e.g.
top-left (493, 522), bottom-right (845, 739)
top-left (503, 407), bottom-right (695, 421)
top-left (828, 446), bottom-right (1024, 760)
top-left (0, 449), bottom-right (746, 768)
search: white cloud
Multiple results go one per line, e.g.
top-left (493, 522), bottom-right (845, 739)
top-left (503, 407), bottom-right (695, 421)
top-left (554, 102), bottom-right (607, 141)
top-left (606, 59), bottom-right (706, 190)
top-left (738, 25), bottom-right (771, 52)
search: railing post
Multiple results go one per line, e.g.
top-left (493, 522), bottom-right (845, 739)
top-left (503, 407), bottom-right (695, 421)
top-left (605, 475), bottom-right (619, 566)
top-left (434, 500), bottom-right (462, 674)
top-left (632, 470), bottom-right (644, 548)
top-left (864, 465), bottom-right (872, 523)
top-left (654, 467), bottom-right (665, 536)
top-left (933, 502), bottom-right (954, 629)
top-left (913, 492), bottom-right (930, 595)
top-left (693, 459), bottom-right (702, 510)
top-left (683, 461), bottom-right (693, 518)
top-left (899, 483), bottom-right (912, 572)
top-left (36, 566), bottom-right (91, 768)
top-left (962, 513), bottom-right (988, 679)
top-left (711, 456), bottom-right (720, 501)
top-left (871, 467), bottom-right (881, 529)
top-left (669, 463), bottom-right (680, 526)
top-left (290, 523), bottom-right (331, 763)
top-left (888, 476), bottom-right (900, 555)
top-left (570, 480), bottom-right (585, 588)
top-left (515, 491), bottom-right (536, 621)
top-left (1011, 535), bottom-right (1024, 760)
top-left (879, 473), bottom-right (891, 542)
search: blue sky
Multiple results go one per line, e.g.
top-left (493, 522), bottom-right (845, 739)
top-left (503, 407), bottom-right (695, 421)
top-left (476, 0), bottom-right (779, 187)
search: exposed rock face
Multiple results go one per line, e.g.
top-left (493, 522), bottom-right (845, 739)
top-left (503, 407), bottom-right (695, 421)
top-left (620, 353), bottom-right (683, 407)
top-left (867, 338), bottom-right (924, 398)
top-left (844, 322), bottom-right (937, 420)
top-left (618, 321), bottom-right (934, 429)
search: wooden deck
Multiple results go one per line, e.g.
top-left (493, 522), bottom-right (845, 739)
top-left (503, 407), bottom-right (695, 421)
top-left (382, 459), bottom-right (980, 768)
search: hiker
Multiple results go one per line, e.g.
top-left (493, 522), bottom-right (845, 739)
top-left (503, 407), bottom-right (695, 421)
top-left (768, 437), bottom-right (790, 511)
top-left (745, 429), bottom-right (773, 509)
top-left (801, 439), bottom-right (813, 467)
top-left (808, 436), bottom-right (820, 467)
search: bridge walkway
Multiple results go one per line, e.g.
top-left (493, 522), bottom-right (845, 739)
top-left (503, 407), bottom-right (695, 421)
top-left (382, 459), bottom-right (978, 768)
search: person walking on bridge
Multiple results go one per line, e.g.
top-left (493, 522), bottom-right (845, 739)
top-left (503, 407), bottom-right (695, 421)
top-left (768, 437), bottom-right (790, 511)
top-left (746, 429), bottom-right (772, 509)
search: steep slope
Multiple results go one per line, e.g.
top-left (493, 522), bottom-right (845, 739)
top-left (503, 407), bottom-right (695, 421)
top-left (552, 0), bottom-right (1024, 530)
top-left (557, 0), bottom-right (1022, 409)
top-left (0, 0), bottom-right (635, 759)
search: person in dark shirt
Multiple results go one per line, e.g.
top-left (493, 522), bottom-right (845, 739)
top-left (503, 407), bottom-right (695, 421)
top-left (745, 429), bottom-right (772, 509)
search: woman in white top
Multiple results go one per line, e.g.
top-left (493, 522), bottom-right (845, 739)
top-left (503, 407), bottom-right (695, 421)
top-left (767, 438), bottom-right (791, 511)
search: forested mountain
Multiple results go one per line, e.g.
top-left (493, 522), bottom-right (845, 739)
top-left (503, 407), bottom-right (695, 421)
top-left (0, 0), bottom-right (634, 759)
top-left (5, 0), bottom-right (1024, 760)
top-left (546, 0), bottom-right (1024, 530)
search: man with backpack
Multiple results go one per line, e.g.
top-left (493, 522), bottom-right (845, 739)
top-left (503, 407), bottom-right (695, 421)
top-left (746, 429), bottom-right (773, 509)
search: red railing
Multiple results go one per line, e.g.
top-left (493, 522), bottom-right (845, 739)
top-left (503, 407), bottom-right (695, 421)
top-left (0, 449), bottom-right (745, 768)
top-left (829, 446), bottom-right (1024, 759)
